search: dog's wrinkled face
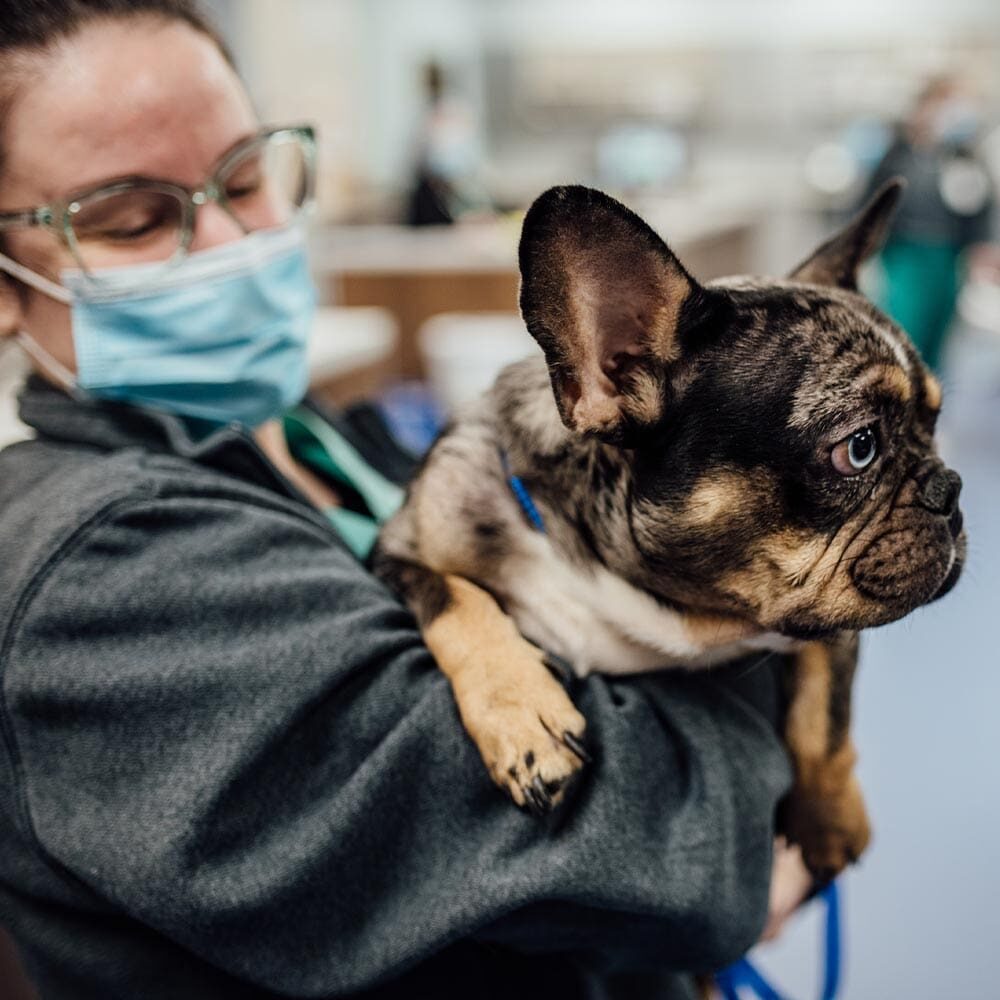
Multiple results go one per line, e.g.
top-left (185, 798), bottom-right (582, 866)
top-left (519, 183), bottom-right (965, 636)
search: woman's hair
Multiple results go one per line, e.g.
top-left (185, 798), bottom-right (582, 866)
top-left (0, 0), bottom-right (233, 177)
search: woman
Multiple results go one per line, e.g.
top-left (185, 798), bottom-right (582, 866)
top-left (0, 3), bottom-right (803, 997)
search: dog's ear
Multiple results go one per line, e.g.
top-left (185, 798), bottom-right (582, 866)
top-left (789, 178), bottom-right (905, 290)
top-left (519, 185), bottom-right (704, 442)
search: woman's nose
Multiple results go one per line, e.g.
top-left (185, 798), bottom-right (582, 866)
top-left (188, 201), bottom-right (246, 252)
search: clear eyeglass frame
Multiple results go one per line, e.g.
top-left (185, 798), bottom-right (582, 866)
top-left (0, 123), bottom-right (316, 287)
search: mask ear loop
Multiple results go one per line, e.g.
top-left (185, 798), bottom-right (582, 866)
top-left (0, 249), bottom-right (73, 304)
top-left (14, 329), bottom-right (83, 397)
top-left (0, 251), bottom-right (85, 398)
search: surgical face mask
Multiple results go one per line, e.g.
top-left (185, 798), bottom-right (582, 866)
top-left (2, 224), bottom-right (316, 428)
top-left (931, 98), bottom-right (981, 147)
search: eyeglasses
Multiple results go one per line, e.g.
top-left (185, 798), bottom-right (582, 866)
top-left (0, 124), bottom-right (316, 286)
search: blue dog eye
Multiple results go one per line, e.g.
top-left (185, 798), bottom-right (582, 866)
top-left (848, 427), bottom-right (877, 469)
top-left (831, 426), bottom-right (878, 476)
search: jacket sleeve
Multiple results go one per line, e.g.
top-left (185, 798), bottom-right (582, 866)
top-left (3, 490), bottom-right (791, 995)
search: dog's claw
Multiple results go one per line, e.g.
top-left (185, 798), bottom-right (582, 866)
top-left (531, 776), bottom-right (554, 811)
top-left (519, 774), bottom-right (574, 817)
top-left (523, 782), bottom-right (548, 816)
top-left (562, 731), bottom-right (592, 764)
top-left (542, 652), bottom-right (574, 683)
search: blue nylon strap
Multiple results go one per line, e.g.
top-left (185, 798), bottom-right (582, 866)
top-left (714, 880), bottom-right (842, 1000)
top-left (716, 971), bottom-right (743, 1000)
top-left (715, 959), bottom-right (785, 1000)
top-left (499, 448), bottom-right (546, 533)
top-left (820, 882), bottom-right (841, 1000)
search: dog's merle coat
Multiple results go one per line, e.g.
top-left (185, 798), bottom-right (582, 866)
top-left (374, 182), bottom-right (965, 874)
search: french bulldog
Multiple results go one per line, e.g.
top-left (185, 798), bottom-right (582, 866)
top-left (374, 180), bottom-right (965, 878)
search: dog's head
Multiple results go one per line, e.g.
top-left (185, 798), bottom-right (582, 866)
top-left (518, 182), bottom-right (965, 636)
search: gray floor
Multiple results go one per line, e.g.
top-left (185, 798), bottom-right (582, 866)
top-left (752, 322), bottom-right (1000, 998)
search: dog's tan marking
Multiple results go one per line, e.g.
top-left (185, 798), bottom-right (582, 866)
top-left (768, 532), bottom-right (831, 589)
top-left (625, 369), bottom-right (665, 426)
top-left (789, 360), bottom-right (910, 433)
top-left (784, 739), bottom-right (871, 877)
top-left (683, 471), bottom-right (748, 526)
top-left (720, 524), bottom-right (888, 631)
top-left (924, 373), bottom-right (942, 412)
top-left (785, 642), bottom-right (832, 764)
top-left (860, 363), bottom-right (911, 403)
top-left (423, 574), bottom-right (586, 807)
top-left (681, 612), bottom-right (761, 647)
top-left (646, 273), bottom-right (688, 362)
top-left (783, 642), bottom-right (871, 876)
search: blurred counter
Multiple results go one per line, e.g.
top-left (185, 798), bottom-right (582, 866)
top-left (312, 189), bottom-right (766, 379)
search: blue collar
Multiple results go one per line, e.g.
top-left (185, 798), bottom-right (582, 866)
top-left (499, 448), bottom-right (546, 533)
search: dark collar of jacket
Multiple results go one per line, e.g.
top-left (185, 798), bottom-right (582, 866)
top-left (17, 374), bottom-right (308, 501)
top-left (17, 375), bottom-right (418, 490)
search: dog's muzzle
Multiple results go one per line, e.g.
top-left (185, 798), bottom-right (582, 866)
top-left (849, 461), bottom-right (964, 609)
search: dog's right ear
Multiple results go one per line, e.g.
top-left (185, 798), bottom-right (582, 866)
top-left (788, 178), bottom-right (905, 290)
top-left (519, 185), bottom-right (703, 443)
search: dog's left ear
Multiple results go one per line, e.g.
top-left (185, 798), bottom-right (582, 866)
top-left (519, 185), bottom-right (705, 443)
top-left (789, 178), bottom-right (906, 290)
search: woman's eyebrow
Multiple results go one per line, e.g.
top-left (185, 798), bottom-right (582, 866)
top-left (215, 129), bottom-right (259, 163)
top-left (56, 173), bottom-right (184, 204)
top-left (61, 132), bottom-right (262, 200)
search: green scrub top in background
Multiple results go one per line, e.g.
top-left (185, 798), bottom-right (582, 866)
top-left (879, 239), bottom-right (962, 372)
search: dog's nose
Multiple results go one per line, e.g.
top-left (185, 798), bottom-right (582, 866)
top-left (918, 466), bottom-right (962, 515)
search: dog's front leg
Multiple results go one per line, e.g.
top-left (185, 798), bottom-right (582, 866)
top-left (374, 553), bottom-right (589, 812)
top-left (782, 635), bottom-right (871, 880)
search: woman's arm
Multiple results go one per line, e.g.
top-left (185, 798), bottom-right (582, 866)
top-left (3, 490), bottom-right (790, 994)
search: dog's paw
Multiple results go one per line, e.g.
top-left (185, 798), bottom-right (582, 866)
top-left (459, 659), bottom-right (589, 813)
top-left (785, 775), bottom-right (872, 881)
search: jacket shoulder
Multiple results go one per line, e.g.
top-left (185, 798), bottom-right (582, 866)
top-left (0, 438), bottom-right (320, 635)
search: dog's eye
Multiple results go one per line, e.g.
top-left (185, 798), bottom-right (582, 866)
top-left (831, 426), bottom-right (878, 476)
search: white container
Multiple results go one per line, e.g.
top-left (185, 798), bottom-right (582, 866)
top-left (418, 311), bottom-right (541, 411)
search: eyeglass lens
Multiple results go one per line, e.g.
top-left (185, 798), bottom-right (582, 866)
top-left (67, 131), bottom-right (310, 273)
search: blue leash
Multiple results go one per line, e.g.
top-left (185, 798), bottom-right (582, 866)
top-left (715, 881), bottom-right (842, 1000)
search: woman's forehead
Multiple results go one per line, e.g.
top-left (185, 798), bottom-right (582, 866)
top-left (2, 18), bottom-right (257, 206)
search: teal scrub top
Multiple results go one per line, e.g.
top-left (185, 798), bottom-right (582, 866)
top-left (283, 406), bottom-right (404, 560)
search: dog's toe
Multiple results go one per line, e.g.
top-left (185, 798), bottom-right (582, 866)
top-left (485, 714), bottom-right (588, 813)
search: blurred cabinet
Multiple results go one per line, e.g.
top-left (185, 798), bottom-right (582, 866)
top-left (313, 210), bottom-right (760, 382)
top-left (334, 270), bottom-right (519, 380)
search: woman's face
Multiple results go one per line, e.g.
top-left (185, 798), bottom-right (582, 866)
top-left (0, 18), bottom-right (258, 374)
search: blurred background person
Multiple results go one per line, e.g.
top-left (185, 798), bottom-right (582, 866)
top-left (864, 75), bottom-right (996, 371)
top-left (405, 60), bottom-right (490, 225)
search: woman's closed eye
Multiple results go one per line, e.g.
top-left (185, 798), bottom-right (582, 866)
top-left (71, 190), bottom-right (180, 245)
top-left (223, 155), bottom-right (266, 201)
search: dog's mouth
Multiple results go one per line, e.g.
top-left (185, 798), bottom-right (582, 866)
top-left (761, 507), bottom-right (965, 639)
top-left (929, 528), bottom-right (966, 603)
top-left (850, 509), bottom-right (964, 610)
top-left (775, 621), bottom-right (841, 642)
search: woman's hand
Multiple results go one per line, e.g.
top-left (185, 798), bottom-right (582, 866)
top-left (759, 836), bottom-right (814, 942)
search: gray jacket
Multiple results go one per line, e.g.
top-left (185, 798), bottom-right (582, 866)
top-left (0, 378), bottom-right (791, 999)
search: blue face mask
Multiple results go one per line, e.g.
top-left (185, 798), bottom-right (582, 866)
top-left (7, 225), bottom-right (316, 428)
top-left (932, 99), bottom-right (981, 147)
